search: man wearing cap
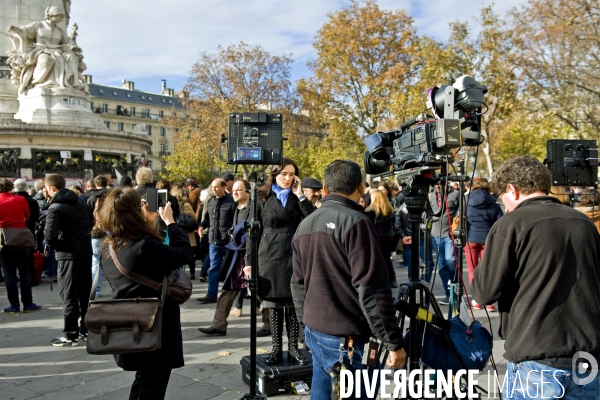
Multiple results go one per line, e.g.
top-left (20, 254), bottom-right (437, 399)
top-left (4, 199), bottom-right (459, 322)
top-left (198, 179), bottom-right (251, 335)
top-left (300, 177), bottom-right (322, 207)
top-left (222, 172), bottom-right (235, 195)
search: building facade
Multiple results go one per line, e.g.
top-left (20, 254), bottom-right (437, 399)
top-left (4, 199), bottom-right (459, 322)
top-left (87, 77), bottom-right (186, 176)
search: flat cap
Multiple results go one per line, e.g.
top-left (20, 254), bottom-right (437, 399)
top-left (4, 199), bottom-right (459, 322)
top-left (221, 172), bottom-right (235, 181)
top-left (301, 177), bottom-right (323, 190)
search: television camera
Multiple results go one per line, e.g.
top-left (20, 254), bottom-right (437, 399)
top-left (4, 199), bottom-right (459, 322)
top-left (363, 75), bottom-right (487, 176)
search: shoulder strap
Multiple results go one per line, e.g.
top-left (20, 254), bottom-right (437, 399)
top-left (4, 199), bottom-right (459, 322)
top-left (109, 244), bottom-right (162, 291)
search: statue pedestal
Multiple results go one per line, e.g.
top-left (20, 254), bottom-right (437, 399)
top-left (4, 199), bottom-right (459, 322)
top-left (14, 87), bottom-right (107, 129)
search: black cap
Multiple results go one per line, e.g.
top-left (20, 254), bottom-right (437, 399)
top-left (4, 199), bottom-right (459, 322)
top-left (301, 177), bottom-right (323, 190)
top-left (221, 172), bottom-right (235, 181)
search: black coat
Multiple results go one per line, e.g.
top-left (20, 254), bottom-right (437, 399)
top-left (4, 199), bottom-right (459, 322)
top-left (44, 189), bottom-right (92, 260)
top-left (199, 194), bottom-right (236, 246)
top-left (364, 210), bottom-right (394, 237)
top-left (15, 191), bottom-right (40, 235)
top-left (246, 193), bottom-right (314, 299)
top-left (102, 224), bottom-right (192, 371)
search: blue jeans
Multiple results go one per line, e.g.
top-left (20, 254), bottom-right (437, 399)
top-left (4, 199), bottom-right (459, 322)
top-left (505, 360), bottom-right (600, 399)
top-left (91, 238), bottom-right (103, 296)
top-left (207, 244), bottom-right (226, 299)
top-left (430, 236), bottom-right (456, 297)
top-left (305, 327), bottom-right (380, 400)
top-left (0, 249), bottom-right (33, 309)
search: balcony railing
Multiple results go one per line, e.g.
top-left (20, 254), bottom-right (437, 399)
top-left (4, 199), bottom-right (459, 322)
top-left (92, 107), bottom-right (183, 120)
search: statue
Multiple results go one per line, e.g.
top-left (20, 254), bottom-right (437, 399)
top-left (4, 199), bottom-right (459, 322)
top-left (5, 6), bottom-right (88, 96)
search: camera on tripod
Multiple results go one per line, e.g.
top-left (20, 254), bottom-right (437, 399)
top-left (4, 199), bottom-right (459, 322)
top-left (363, 75), bottom-right (487, 176)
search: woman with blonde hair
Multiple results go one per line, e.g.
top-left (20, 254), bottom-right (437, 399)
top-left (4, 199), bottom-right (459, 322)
top-left (365, 189), bottom-right (397, 287)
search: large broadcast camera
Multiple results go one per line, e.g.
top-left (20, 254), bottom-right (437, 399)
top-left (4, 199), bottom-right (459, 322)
top-left (363, 75), bottom-right (487, 176)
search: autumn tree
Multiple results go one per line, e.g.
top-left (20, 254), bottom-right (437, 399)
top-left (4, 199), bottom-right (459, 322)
top-left (297, 0), bottom-right (421, 169)
top-left (509, 0), bottom-right (600, 139)
top-left (162, 42), bottom-right (298, 183)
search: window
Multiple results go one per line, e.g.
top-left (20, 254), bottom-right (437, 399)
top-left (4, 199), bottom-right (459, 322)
top-left (130, 107), bottom-right (136, 116)
top-left (160, 127), bottom-right (166, 137)
top-left (144, 109), bottom-right (150, 118)
top-left (102, 103), bottom-right (108, 113)
top-left (118, 122), bottom-right (124, 132)
top-left (104, 121), bottom-right (110, 129)
top-left (174, 128), bottom-right (179, 133)
top-left (146, 125), bottom-right (152, 135)
top-left (132, 124), bottom-right (136, 130)
top-left (159, 111), bottom-right (164, 118)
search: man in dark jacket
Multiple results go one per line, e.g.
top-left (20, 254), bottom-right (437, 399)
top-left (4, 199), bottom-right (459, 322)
top-left (14, 178), bottom-right (41, 286)
top-left (291, 160), bottom-right (405, 399)
top-left (472, 156), bottom-right (600, 399)
top-left (197, 178), bottom-right (236, 303)
top-left (198, 179), bottom-right (251, 335)
top-left (86, 175), bottom-right (108, 217)
top-left (44, 174), bottom-right (93, 347)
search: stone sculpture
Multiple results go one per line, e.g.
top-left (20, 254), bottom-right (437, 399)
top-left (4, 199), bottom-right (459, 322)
top-left (6, 5), bottom-right (88, 96)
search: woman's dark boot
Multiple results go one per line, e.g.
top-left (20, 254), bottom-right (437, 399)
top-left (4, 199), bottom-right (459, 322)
top-left (286, 308), bottom-right (309, 364)
top-left (264, 308), bottom-right (284, 365)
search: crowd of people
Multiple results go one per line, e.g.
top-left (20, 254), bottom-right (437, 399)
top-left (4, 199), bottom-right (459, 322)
top-left (1, 155), bottom-right (599, 399)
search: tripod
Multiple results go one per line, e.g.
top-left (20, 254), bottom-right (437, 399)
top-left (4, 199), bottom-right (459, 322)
top-left (240, 174), bottom-right (267, 400)
top-left (387, 171), bottom-right (486, 399)
top-left (447, 159), bottom-right (470, 319)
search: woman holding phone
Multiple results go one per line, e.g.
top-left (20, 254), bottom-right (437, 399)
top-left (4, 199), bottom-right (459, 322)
top-left (98, 188), bottom-right (191, 399)
top-left (243, 157), bottom-right (315, 365)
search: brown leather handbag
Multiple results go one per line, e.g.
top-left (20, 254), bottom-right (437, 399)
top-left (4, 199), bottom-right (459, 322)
top-left (85, 245), bottom-right (166, 355)
top-left (0, 228), bottom-right (35, 252)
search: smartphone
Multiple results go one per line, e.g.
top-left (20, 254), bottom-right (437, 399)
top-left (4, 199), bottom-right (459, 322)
top-left (146, 189), bottom-right (168, 212)
top-left (157, 189), bottom-right (168, 209)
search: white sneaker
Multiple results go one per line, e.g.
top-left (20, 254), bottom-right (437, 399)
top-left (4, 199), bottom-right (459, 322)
top-left (51, 336), bottom-right (79, 347)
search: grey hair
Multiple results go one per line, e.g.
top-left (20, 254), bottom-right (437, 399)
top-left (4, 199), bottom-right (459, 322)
top-left (14, 178), bottom-right (27, 192)
top-left (136, 167), bottom-right (153, 185)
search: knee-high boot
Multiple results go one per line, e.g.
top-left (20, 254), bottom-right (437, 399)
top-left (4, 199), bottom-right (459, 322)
top-left (264, 308), bottom-right (284, 365)
top-left (286, 307), bottom-right (309, 364)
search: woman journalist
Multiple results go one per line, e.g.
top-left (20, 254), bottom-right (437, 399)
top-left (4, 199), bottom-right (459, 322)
top-left (97, 188), bottom-right (191, 399)
top-left (243, 158), bottom-right (314, 365)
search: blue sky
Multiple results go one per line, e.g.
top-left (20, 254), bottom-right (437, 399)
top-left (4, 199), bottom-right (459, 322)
top-left (70, 0), bottom-right (527, 94)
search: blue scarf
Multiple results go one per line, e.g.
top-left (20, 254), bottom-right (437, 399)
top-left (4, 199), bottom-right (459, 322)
top-left (271, 183), bottom-right (291, 208)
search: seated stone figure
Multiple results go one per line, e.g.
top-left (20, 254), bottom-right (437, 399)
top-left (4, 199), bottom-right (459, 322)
top-left (7, 6), bottom-right (88, 95)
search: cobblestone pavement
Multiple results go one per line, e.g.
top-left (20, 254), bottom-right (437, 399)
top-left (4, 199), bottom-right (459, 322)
top-left (0, 259), bottom-right (506, 399)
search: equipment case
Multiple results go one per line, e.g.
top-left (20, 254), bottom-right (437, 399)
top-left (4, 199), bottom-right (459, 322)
top-left (240, 350), bottom-right (313, 396)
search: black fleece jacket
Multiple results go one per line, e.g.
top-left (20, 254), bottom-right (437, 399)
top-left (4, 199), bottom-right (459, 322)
top-left (291, 194), bottom-right (403, 351)
top-left (44, 188), bottom-right (92, 260)
top-left (472, 196), bottom-right (600, 362)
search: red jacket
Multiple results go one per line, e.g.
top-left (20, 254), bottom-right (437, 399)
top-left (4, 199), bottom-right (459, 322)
top-left (0, 192), bottom-right (30, 228)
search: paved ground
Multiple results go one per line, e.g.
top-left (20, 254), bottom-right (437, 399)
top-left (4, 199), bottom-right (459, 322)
top-left (0, 258), bottom-right (507, 399)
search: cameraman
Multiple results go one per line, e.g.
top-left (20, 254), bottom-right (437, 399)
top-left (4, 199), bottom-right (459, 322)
top-left (292, 160), bottom-right (405, 400)
top-left (472, 156), bottom-right (600, 399)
